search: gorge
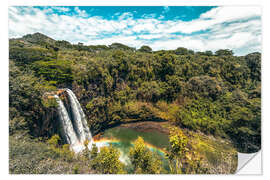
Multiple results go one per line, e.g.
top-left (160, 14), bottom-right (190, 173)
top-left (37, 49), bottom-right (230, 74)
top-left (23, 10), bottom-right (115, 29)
top-left (52, 88), bottom-right (238, 173)
top-left (9, 32), bottom-right (261, 174)
top-left (53, 89), bottom-right (170, 167)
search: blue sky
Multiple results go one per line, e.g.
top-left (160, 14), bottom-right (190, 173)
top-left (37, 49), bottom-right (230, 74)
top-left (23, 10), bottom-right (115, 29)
top-left (9, 6), bottom-right (261, 55)
top-left (36, 6), bottom-right (216, 21)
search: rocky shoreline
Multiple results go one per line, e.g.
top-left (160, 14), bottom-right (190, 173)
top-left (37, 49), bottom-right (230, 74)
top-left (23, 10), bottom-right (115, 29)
top-left (118, 121), bottom-right (170, 134)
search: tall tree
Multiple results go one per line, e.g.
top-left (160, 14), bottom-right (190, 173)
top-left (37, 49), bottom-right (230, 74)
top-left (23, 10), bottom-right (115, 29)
top-left (129, 137), bottom-right (162, 174)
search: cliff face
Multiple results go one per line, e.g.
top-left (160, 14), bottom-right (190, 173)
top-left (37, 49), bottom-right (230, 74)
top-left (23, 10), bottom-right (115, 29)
top-left (40, 89), bottom-right (69, 138)
top-left (39, 107), bottom-right (59, 137)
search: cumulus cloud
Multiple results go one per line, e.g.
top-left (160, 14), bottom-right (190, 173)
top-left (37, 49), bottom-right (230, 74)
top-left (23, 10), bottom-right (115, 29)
top-left (118, 12), bottom-right (133, 20)
top-left (74, 7), bottom-right (88, 17)
top-left (138, 34), bottom-right (165, 40)
top-left (86, 35), bottom-right (142, 48)
top-left (8, 6), bottom-right (261, 55)
top-left (51, 7), bottom-right (70, 12)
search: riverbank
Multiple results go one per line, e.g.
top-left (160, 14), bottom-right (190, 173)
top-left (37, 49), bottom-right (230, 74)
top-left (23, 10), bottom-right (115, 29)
top-left (92, 119), bottom-right (170, 138)
top-left (117, 121), bottom-right (170, 134)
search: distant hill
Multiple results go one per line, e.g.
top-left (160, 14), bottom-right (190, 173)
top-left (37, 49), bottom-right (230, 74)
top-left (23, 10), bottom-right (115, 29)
top-left (21, 32), bottom-right (56, 44)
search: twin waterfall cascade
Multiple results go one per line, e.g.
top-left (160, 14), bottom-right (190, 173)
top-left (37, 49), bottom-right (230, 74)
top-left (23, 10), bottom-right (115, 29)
top-left (54, 89), bottom-right (93, 153)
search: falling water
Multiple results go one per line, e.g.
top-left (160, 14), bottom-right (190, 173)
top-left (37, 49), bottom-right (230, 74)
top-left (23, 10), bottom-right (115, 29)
top-left (53, 89), bottom-right (93, 153)
top-left (65, 89), bottom-right (93, 150)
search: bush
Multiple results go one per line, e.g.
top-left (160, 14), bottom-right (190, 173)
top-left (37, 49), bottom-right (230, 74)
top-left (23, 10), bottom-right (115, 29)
top-left (129, 137), bottom-right (162, 174)
top-left (187, 76), bottom-right (224, 100)
top-left (138, 45), bottom-right (152, 53)
top-left (9, 47), bottom-right (56, 65)
top-left (90, 145), bottom-right (125, 174)
top-left (9, 61), bottom-right (52, 136)
top-left (165, 128), bottom-right (207, 174)
top-left (31, 59), bottom-right (73, 86)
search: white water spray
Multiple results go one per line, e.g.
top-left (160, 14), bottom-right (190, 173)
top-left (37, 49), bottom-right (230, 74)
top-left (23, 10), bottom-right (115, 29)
top-left (54, 89), bottom-right (93, 153)
top-left (65, 89), bottom-right (93, 150)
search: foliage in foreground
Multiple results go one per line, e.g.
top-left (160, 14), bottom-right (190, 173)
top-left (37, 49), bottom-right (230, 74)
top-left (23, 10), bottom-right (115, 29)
top-left (129, 137), bottom-right (163, 174)
top-left (165, 128), bottom-right (208, 174)
top-left (9, 134), bottom-right (93, 174)
top-left (89, 144), bottom-right (125, 174)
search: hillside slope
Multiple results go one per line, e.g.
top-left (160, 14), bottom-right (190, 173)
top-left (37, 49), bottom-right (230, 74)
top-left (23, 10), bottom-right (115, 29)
top-left (9, 32), bottom-right (261, 174)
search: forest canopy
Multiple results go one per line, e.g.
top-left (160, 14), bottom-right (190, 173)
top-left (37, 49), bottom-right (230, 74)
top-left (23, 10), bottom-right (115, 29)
top-left (9, 32), bottom-right (261, 153)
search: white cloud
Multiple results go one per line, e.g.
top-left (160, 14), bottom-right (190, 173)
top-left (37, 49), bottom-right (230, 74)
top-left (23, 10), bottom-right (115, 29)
top-left (149, 36), bottom-right (205, 52)
top-left (74, 7), bottom-right (88, 17)
top-left (8, 6), bottom-right (261, 55)
top-left (86, 35), bottom-right (141, 48)
top-left (51, 7), bottom-right (70, 12)
top-left (142, 13), bottom-right (156, 19)
top-left (138, 34), bottom-right (165, 40)
top-left (200, 6), bottom-right (261, 22)
top-left (118, 12), bottom-right (133, 20)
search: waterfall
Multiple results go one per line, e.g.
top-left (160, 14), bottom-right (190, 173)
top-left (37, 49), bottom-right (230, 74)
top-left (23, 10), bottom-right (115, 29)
top-left (53, 89), bottom-right (93, 153)
top-left (65, 89), bottom-right (93, 150)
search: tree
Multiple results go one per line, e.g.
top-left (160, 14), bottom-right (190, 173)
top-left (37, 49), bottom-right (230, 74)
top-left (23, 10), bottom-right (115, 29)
top-left (215, 49), bottom-right (233, 56)
top-left (165, 128), bottom-right (188, 174)
top-left (90, 145), bottom-right (125, 174)
top-left (187, 75), bottom-right (224, 100)
top-left (138, 45), bottom-right (152, 53)
top-left (31, 59), bottom-right (73, 86)
top-left (165, 128), bottom-right (206, 174)
top-left (205, 50), bottom-right (213, 56)
top-left (90, 143), bottom-right (98, 159)
top-left (109, 43), bottom-right (135, 51)
top-left (220, 61), bottom-right (250, 87)
top-left (129, 137), bottom-right (162, 174)
top-left (227, 105), bottom-right (260, 153)
top-left (188, 49), bottom-right (195, 55)
top-left (47, 134), bottom-right (60, 148)
top-left (46, 135), bottom-right (75, 162)
top-left (55, 40), bottom-right (72, 49)
top-left (175, 47), bottom-right (189, 55)
top-left (9, 47), bottom-right (56, 66)
top-left (163, 75), bottom-right (185, 102)
top-left (9, 60), bottom-right (55, 136)
top-left (155, 53), bottom-right (177, 80)
top-left (136, 81), bottom-right (164, 102)
top-left (245, 52), bottom-right (261, 82)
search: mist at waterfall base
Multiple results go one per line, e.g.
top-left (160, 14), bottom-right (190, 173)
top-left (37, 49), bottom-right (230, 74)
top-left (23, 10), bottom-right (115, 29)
top-left (54, 88), bottom-right (170, 170)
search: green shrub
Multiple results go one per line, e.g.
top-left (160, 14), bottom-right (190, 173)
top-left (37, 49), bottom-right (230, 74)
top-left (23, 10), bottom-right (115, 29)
top-left (129, 137), bottom-right (162, 174)
top-left (90, 145), bottom-right (125, 174)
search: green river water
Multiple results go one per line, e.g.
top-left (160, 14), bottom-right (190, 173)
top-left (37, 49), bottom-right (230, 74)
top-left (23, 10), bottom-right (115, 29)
top-left (96, 126), bottom-right (170, 171)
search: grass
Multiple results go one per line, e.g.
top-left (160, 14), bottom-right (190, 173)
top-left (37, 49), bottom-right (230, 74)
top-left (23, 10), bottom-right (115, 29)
top-left (189, 131), bottom-right (238, 174)
top-left (9, 134), bottom-right (94, 174)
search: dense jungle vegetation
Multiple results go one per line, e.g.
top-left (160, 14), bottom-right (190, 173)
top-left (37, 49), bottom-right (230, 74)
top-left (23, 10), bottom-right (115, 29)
top-left (9, 32), bottom-right (261, 174)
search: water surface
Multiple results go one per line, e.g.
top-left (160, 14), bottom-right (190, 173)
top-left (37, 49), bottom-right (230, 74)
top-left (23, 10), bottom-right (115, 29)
top-left (94, 126), bottom-right (170, 170)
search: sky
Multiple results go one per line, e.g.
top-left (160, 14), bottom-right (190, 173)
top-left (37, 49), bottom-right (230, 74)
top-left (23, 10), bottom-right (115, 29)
top-left (8, 6), bottom-right (261, 56)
